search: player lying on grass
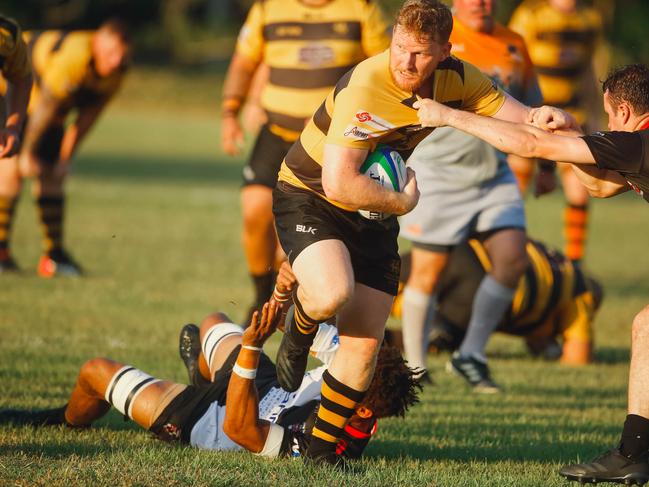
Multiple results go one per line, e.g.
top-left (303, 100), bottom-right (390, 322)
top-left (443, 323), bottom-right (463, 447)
top-left (390, 238), bottom-right (603, 367)
top-left (415, 63), bottom-right (649, 486)
top-left (0, 300), bottom-right (420, 461)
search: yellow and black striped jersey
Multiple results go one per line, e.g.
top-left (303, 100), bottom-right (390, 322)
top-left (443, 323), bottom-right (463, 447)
top-left (277, 50), bottom-right (505, 209)
top-left (0, 15), bottom-right (30, 83)
top-left (236, 0), bottom-right (390, 141)
top-left (25, 30), bottom-right (125, 113)
top-left (508, 0), bottom-right (603, 124)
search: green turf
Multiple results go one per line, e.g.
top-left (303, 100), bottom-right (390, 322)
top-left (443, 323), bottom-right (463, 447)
top-left (2, 79), bottom-right (649, 485)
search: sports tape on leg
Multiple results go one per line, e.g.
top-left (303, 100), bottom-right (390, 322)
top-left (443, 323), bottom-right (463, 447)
top-left (105, 366), bottom-right (160, 419)
top-left (201, 322), bottom-right (243, 371)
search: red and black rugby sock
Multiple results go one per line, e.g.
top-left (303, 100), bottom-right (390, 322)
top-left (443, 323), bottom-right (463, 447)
top-left (308, 370), bottom-right (365, 459)
top-left (0, 196), bottom-right (17, 260)
top-left (563, 203), bottom-right (588, 262)
top-left (36, 195), bottom-right (64, 255)
top-left (620, 414), bottom-right (649, 459)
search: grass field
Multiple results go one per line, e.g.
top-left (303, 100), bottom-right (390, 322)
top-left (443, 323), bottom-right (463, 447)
top-left (2, 76), bottom-right (649, 486)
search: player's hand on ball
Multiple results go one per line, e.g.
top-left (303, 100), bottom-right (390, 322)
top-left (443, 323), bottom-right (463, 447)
top-left (413, 98), bottom-right (449, 128)
top-left (397, 167), bottom-right (419, 215)
top-left (243, 301), bottom-right (280, 347)
top-left (221, 116), bottom-right (245, 156)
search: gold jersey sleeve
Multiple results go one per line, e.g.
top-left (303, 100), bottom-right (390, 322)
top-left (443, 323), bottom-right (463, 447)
top-left (0, 16), bottom-right (30, 83)
top-left (232, 0), bottom-right (390, 141)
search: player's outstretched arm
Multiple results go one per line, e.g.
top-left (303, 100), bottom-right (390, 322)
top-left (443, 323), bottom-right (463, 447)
top-left (223, 301), bottom-right (282, 455)
top-left (322, 144), bottom-right (419, 215)
top-left (415, 99), bottom-right (595, 165)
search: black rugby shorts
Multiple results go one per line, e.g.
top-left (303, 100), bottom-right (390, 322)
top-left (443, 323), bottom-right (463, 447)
top-left (243, 124), bottom-right (294, 188)
top-left (272, 181), bottom-right (401, 296)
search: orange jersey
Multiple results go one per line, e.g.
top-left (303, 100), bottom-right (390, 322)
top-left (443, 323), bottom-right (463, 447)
top-left (449, 18), bottom-right (542, 106)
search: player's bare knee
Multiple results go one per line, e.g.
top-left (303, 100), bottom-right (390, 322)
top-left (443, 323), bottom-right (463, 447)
top-left (407, 265), bottom-right (439, 294)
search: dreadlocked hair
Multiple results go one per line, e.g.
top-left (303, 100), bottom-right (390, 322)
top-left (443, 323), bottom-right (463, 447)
top-left (362, 342), bottom-right (423, 419)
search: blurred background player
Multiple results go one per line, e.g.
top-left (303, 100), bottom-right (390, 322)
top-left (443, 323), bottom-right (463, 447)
top-left (219, 0), bottom-right (390, 321)
top-left (0, 14), bottom-right (32, 273)
top-left (391, 237), bottom-right (603, 366)
top-left (399, 0), bottom-right (542, 392)
top-left (0, 19), bottom-right (131, 277)
top-left (509, 0), bottom-right (607, 263)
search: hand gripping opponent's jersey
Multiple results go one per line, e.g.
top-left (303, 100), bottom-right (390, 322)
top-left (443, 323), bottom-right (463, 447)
top-left (0, 15), bottom-right (30, 84)
top-left (188, 323), bottom-right (375, 458)
top-left (509, 0), bottom-right (603, 125)
top-left (277, 50), bottom-right (506, 210)
top-left (24, 30), bottom-right (126, 114)
top-left (236, 0), bottom-right (390, 141)
top-left (407, 18), bottom-right (542, 189)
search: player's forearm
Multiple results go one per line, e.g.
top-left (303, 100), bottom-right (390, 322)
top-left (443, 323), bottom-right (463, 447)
top-left (445, 109), bottom-right (541, 158)
top-left (221, 54), bottom-right (258, 119)
top-left (223, 349), bottom-right (267, 451)
top-left (5, 73), bottom-right (32, 133)
top-left (570, 164), bottom-right (629, 198)
top-left (60, 102), bottom-right (105, 162)
top-left (324, 169), bottom-right (407, 213)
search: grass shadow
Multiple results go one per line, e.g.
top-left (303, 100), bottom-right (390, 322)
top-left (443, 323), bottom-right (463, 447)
top-left (74, 153), bottom-right (242, 185)
top-left (595, 346), bottom-right (630, 364)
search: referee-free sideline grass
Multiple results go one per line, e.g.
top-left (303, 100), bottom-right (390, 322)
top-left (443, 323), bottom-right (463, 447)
top-left (2, 99), bottom-right (649, 486)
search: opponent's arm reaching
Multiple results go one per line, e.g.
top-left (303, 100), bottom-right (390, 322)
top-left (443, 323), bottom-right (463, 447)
top-left (222, 301), bottom-right (282, 455)
top-left (415, 99), bottom-right (594, 165)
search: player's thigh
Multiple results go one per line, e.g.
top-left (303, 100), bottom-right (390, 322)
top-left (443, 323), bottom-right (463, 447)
top-left (408, 246), bottom-right (450, 293)
top-left (292, 238), bottom-right (355, 309)
top-left (559, 163), bottom-right (590, 205)
top-left (337, 283), bottom-right (393, 340)
top-left (241, 185), bottom-right (274, 227)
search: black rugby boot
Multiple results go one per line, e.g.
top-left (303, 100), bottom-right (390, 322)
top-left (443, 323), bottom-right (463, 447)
top-left (559, 448), bottom-right (649, 485)
top-left (179, 323), bottom-right (209, 386)
top-left (275, 306), bottom-right (315, 392)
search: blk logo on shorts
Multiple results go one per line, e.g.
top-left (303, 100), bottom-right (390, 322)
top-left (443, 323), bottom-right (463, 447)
top-left (295, 224), bottom-right (317, 235)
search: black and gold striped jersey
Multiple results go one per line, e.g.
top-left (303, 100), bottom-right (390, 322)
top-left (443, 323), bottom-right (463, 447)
top-left (236, 0), bottom-right (390, 141)
top-left (0, 15), bottom-right (30, 83)
top-left (508, 0), bottom-right (603, 125)
top-left (277, 50), bottom-right (505, 210)
top-left (25, 30), bottom-right (125, 113)
top-left (437, 238), bottom-right (589, 336)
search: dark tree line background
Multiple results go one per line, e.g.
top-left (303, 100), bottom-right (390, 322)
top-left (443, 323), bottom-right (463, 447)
top-left (3, 0), bottom-right (649, 65)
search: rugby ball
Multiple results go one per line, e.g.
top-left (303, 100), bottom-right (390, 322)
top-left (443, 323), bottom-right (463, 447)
top-left (358, 145), bottom-right (407, 220)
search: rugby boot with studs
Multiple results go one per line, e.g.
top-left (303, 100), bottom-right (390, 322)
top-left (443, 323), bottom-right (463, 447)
top-left (179, 323), bottom-right (209, 386)
top-left (559, 448), bottom-right (649, 485)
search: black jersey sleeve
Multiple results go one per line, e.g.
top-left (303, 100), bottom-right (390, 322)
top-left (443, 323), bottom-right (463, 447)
top-left (581, 131), bottom-right (644, 174)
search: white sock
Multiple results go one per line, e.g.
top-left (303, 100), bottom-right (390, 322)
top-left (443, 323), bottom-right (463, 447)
top-left (458, 275), bottom-right (515, 360)
top-left (402, 286), bottom-right (437, 372)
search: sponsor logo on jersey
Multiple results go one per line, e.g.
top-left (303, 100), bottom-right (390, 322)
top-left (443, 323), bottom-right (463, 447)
top-left (299, 43), bottom-right (335, 67)
top-left (296, 224), bottom-right (317, 234)
top-left (354, 110), bottom-right (395, 132)
top-left (344, 125), bottom-right (373, 140)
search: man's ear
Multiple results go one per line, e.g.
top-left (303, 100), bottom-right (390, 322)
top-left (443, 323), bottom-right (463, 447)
top-left (442, 42), bottom-right (452, 60)
top-left (619, 101), bottom-right (632, 125)
top-left (355, 406), bottom-right (373, 419)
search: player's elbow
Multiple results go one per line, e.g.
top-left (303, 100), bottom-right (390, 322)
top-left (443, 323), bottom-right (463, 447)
top-left (223, 418), bottom-right (263, 453)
